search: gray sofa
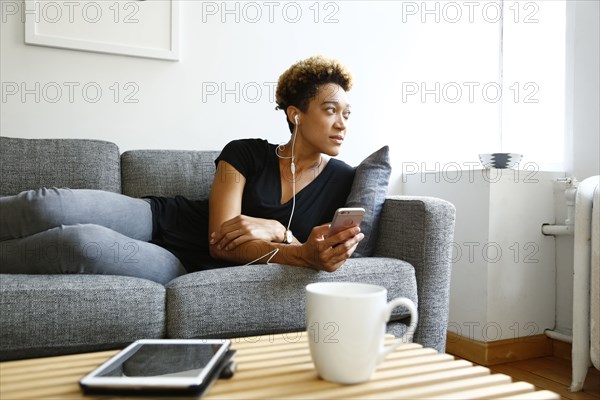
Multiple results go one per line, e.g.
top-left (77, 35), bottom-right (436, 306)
top-left (0, 136), bottom-right (455, 361)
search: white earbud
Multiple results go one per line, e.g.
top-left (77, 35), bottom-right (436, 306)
top-left (291, 115), bottom-right (298, 174)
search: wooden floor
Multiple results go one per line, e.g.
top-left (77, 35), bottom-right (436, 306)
top-left (489, 356), bottom-right (600, 400)
top-left (453, 340), bottom-right (600, 400)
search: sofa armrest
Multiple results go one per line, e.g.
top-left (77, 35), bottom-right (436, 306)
top-left (374, 196), bottom-right (456, 353)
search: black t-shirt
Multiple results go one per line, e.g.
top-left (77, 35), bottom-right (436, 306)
top-left (216, 138), bottom-right (355, 242)
top-left (148, 138), bottom-right (355, 272)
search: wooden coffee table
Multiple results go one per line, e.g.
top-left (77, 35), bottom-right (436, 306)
top-left (1, 332), bottom-right (559, 399)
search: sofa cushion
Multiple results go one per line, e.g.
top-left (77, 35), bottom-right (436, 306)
top-left (121, 150), bottom-right (220, 200)
top-left (345, 146), bottom-right (392, 257)
top-left (0, 137), bottom-right (121, 196)
top-left (0, 275), bottom-right (166, 361)
top-left (165, 257), bottom-right (416, 339)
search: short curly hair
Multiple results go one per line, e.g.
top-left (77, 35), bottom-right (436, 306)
top-left (275, 55), bottom-right (353, 132)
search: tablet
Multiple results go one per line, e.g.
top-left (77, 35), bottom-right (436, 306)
top-left (80, 339), bottom-right (232, 396)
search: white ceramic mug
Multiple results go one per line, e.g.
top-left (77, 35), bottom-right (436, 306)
top-left (305, 282), bottom-right (418, 384)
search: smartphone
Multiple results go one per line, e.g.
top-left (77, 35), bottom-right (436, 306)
top-left (328, 207), bottom-right (366, 236)
top-left (80, 339), bottom-right (232, 396)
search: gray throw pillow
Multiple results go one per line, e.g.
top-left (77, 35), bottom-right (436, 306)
top-left (345, 146), bottom-right (391, 257)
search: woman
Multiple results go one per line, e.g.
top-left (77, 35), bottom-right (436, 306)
top-left (0, 55), bottom-right (363, 283)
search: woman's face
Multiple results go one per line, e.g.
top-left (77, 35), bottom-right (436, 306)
top-left (297, 83), bottom-right (351, 157)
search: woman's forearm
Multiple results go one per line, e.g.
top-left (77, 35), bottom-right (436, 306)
top-left (209, 225), bottom-right (362, 272)
top-left (209, 239), bottom-right (308, 267)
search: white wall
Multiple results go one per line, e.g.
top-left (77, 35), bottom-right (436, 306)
top-left (404, 169), bottom-right (564, 342)
top-left (2, 1), bottom-right (570, 184)
top-left (1, 0), bottom-right (501, 190)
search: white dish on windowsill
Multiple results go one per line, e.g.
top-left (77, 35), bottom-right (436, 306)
top-left (479, 153), bottom-right (523, 169)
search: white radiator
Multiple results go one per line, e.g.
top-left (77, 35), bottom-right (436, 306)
top-left (591, 183), bottom-right (599, 370)
top-left (571, 175), bottom-right (600, 392)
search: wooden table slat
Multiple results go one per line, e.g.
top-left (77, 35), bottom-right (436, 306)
top-left (209, 357), bottom-right (469, 396)
top-left (295, 364), bottom-right (491, 400)
top-left (206, 363), bottom-right (488, 400)
top-left (355, 372), bottom-right (513, 400)
top-left (427, 381), bottom-right (536, 399)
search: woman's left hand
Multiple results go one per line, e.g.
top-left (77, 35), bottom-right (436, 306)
top-left (210, 215), bottom-right (287, 251)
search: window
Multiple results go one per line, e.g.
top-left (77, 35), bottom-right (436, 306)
top-left (377, 0), bottom-right (567, 172)
top-left (502, 0), bottom-right (566, 171)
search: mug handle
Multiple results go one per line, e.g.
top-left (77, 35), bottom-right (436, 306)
top-left (377, 297), bottom-right (418, 364)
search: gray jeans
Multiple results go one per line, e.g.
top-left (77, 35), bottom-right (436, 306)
top-left (0, 188), bottom-right (186, 284)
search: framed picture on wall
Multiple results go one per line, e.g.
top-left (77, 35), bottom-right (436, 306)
top-left (24, 0), bottom-right (180, 61)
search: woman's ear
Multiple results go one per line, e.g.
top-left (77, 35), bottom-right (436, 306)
top-left (286, 106), bottom-right (301, 125)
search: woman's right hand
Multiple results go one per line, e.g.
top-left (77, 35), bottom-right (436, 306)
top-left (210, 214), bottom-right (287, 251)
top-left (300, 224), bottom-right (364, 272)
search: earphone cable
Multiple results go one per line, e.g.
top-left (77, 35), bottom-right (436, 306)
top-left (243, 248), bottom-right (279, 266)
top-left (275, 124), bottom-right (298, 232)
top-left (287, 125), bottom-right (297, 231)
top-left (247, 123), bottom-right (298, 265)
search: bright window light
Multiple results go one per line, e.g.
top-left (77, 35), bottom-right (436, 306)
top-left (383, 0), bottom-right (566, 172)
top-left (501, 0), bottom-right (566, 171)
